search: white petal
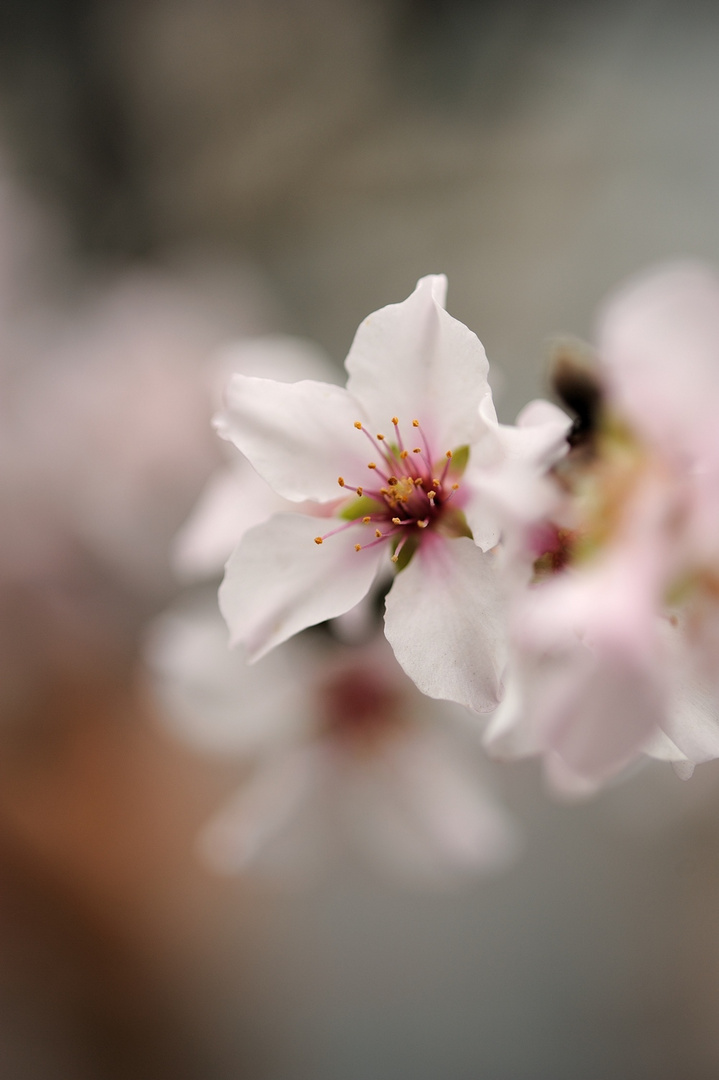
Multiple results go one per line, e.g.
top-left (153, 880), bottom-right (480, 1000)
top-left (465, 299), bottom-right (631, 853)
top-left (345, 729), bottom-right (519, 885)
top-left (172, 463), bottom-right (289, 580)
top-left (663, 668), bottom-right (719, 765)
top-left (345, 275), bottom-right (491, 450)
top-left (219, 513), bottom-right (384, 660)
top-left (198, 746), bottom-right (324, 874)
top-left (482, 670), bottom-right (542, 759)
top-left (145, 596), bottom-right (314, 754)
top-left (503, 399), bottom-right (572, 466)
top-left (384, 535), bottom-right (506, 712)
top-left (462, 398), bottom-right (569, 548)
top-left (215, 375), bottom-right (368, 502)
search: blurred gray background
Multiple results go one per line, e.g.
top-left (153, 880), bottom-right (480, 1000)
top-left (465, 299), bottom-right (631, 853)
top-left (3, 2), bottom-right (719, 1078)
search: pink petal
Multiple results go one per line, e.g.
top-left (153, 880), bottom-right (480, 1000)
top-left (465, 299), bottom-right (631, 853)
top-left (598, 262), bottom-right (719, 461)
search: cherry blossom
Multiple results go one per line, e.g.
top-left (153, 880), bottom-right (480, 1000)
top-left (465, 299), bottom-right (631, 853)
top-left (485, 263), bottom-right (719, 792)
top-left (146, 594), bottom-right (520, 886)
top-left (216, 274), bottom-right (562, 712)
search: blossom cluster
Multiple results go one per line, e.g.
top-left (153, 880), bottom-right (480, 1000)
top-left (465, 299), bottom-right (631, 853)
top-left (150, 264), bottom-right (719, 882)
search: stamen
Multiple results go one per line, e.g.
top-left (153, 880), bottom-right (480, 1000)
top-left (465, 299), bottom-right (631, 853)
top-left (413, 447), bottom-right (422, 454)
top-left (368, 462), bottom-right (377, 469)
top-left (392, 418), bottom-right (406, 455)
top-left (338, 477), bottom-right (345, 487)
top-left (354, 421), bottom-right (363, 429)
top-left (400, 450), bottom-right (409, 459)
top-left (316, 520), bottom-right (360, 543)
top-left (375, 529), bottom-right (382, 538)
top-left (417, 519), bottom-right (429, 528)
top-left (355, 544), bottom-right (361, 552)
top-left (391, 535), bottom-right (409, 564)
top-left (362, 516), bottom-right (371, 523)
top-left (376, 434), bottom-right (385, 441)
top-left (439, 450), bottom-right (454, 486)
top-left (412, 419), bottom-right (420, 427)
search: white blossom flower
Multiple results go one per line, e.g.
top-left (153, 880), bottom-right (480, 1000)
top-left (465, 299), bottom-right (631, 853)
top-left (216, 275), bottom-right (530, 712)
top-left (146, 594), bottom-right (520, 887)
top-left (486, 263), bottom-right (719, 792)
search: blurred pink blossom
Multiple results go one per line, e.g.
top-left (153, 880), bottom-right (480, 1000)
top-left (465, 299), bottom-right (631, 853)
top-left (147, 594), bottom-right (520, 887)
top-left (486, 263), bottom-right (719, 793)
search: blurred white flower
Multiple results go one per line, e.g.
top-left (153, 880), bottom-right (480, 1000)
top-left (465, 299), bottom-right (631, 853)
top-left (173, 334), bottom-right (340, 581)
top-left (486, 263), bottom-right (719, 793)
top-left (146, 594), bottom-right (520, 887)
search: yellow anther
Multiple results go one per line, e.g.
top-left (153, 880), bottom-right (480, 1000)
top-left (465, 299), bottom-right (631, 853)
top-left (428, 490), bottom-right (436, 500)
top-left (375, 529), bottom-right (382, 538)
top-left (354, 421), bottom-right (363, 429)
top-left (391, 553), bottom-right (399, 563)
top-left (388, 476), bottom-right (398, 485)
top-left (412, 419), bottom-right (420, 427)
top-left (356, 486), bottom-right (363, 496)
top-left (362, 516), bottom-right (371, 523)
top-left (391, 416), bottom-right (399, 425)
top-left (314, 536), bottom-right (323, 545)
top-left (392, 517), bottom-right (402, 525)
top-left (354, 543), bottom-right (362, 552)
top-left (415, 477), bottom-right (424, 486)
top-left (368, 462), bottom-right (377, 469)
top-left (412, 447), bottom-right (422, 454)
top-left (446, 450), bottom-right (453, 459)
top-left (376, 433), bottom-right (385, 441)
top-left (417, 519), bottom-right (429, 528)
top-left (432, 479), bottom-right (440, 488)
top-left (400, 450), bottom-right (409, 459)
top-left (338, 476), bottom-right (345, 487)
top-left (452, 482), bottom-right (459, 490)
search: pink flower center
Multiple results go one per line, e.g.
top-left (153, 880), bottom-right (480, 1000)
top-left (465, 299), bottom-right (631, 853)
top-left (317, 665), bottom-right (406, 749)
top-left (314, 417), bottom-right (463, 563)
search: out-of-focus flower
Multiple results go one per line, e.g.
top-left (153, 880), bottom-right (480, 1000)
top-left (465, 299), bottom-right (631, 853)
top-left (173, 334), bottom-right (339, 581)
top-left (216, 274), bottom-right (564, 713)
top-left (486, 263), bottom-right (719, 793)
top-left (146, 594), bottom-right (520, 887)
